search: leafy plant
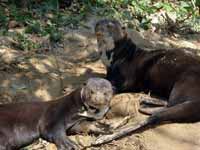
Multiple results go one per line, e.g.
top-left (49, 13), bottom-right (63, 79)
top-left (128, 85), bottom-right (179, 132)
top-left (25, 20), bottom-right (44, 35)
top-left (12, 33), bottom-right (40, 51)
top-left (0, 7), bottom-right (9, 28)
top-left (0, 0), bottom-right (198, 53)
top-left (45, 24), bottom-right (63, 42)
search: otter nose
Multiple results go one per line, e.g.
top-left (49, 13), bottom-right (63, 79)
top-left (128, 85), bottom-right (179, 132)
top-left (96, 31), bottom-right (103, 37)
top-left (95, 92), bottom-right (106, 105)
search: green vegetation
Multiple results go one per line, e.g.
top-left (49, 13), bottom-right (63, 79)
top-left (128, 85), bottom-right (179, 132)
top-left (83, 0), bottom-right (200, 31)
top-left (0, 0), bottom-right (199, 51)
top-left (11, 32), bottom-right (41, 51)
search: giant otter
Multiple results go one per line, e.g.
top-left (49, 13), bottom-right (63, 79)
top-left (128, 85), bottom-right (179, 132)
top-left (0, 78), bottom-right (113, 150)
top-left (92, 19), bottom-right (200, 145)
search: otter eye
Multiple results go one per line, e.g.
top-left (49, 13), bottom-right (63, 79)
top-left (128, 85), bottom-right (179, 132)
top-left (91, 90), bottom-right (94, 94)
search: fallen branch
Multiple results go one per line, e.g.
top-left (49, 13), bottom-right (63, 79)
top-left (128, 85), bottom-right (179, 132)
top-left (90, 119), bottom-right (149, 146)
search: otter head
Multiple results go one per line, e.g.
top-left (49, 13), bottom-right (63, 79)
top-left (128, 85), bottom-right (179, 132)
top-left (95, 19), bottom-right (127, 67)
top-left (79, 78), bottom-right (114, 120)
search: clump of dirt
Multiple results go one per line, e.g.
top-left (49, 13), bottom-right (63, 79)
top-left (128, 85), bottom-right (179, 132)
top-left (0, 16), bottom-right (200, 150)
top-left (106, 93), bottom-right (141, 118)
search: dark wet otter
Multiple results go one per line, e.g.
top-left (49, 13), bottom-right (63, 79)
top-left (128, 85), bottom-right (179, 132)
top-left (0, 78), bottom-right (113, 150)
top-left (92, 19), bottom-right (200, 145)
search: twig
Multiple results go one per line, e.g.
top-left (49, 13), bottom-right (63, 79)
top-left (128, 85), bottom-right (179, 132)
top-left (191, 0), bottom-right (196, 10)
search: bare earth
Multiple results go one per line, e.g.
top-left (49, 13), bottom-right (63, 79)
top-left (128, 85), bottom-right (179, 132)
top-left (0, 17), bottom-right (200, 150)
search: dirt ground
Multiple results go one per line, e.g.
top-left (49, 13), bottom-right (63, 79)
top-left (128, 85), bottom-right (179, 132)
top-left (0, 17), bottom-right (200, 150)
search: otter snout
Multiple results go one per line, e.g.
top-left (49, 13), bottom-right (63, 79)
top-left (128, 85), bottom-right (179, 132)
top-left (80, 78), bottom-right (114, 120)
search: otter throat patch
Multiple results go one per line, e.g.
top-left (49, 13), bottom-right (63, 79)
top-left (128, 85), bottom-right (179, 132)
top-left (101, 50), bottom-right (114, 67)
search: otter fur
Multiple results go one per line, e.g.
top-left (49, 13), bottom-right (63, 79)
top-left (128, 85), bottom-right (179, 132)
top-left (93, 19), bottom-right (200, 145)
top-left (0, 78), bottom-right (113, 150)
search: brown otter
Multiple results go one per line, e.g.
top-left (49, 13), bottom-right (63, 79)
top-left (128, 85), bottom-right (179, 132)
top-left (0, 78), bottom-right (113, 150)
top-left (92, 19), bottom-right (200, 145)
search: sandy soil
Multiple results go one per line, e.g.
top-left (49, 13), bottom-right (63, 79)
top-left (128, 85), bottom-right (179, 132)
top-left (0, 17), bottom-right (200, 150)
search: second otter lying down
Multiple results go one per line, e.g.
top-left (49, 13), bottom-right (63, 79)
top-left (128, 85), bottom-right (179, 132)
top-left (0, 78), bottom-right (113, 150)
top-left (93, 19), bottom-right (200, 145)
